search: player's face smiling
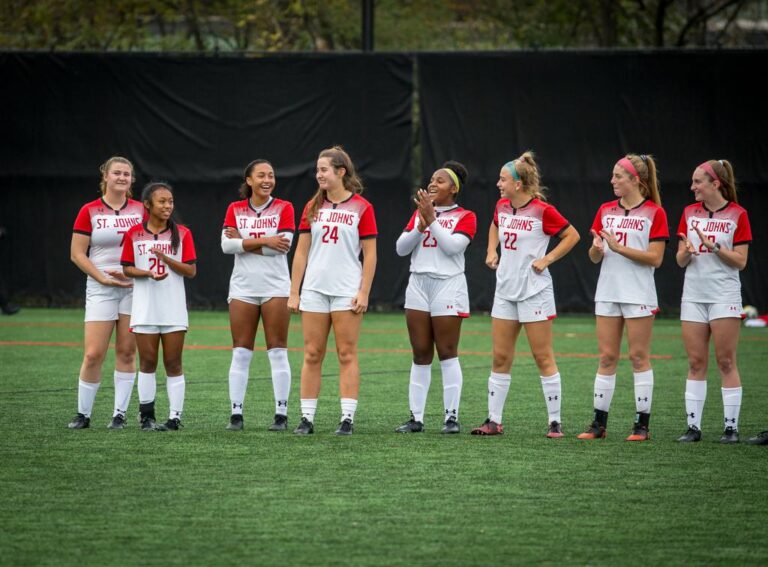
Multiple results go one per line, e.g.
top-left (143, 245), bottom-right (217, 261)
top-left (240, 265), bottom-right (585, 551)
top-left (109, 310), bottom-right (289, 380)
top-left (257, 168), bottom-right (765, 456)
top-left (611, 165), bottom-right (638, 198)
top-left (497, 168), bottom-right (519, 199)
top-left (316, 158), bottom-right (344, 192)
top-left (691, 167), bottom-right (719, 203)
top-left (104, 164), bottom-right (133, 194)
top-left (246, 163), bottom-right (275, 202)
top-left (427, 169), bottom-right (457, 206)
top-left (149, 189), bottom-right (174, 222)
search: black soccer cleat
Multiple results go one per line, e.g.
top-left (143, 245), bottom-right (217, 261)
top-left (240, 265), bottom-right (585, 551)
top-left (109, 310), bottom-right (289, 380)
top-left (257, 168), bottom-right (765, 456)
top-left (293, 417), bottom-right (314, 435)
top-left (227, 414), bottom-right (244, 431)
top-left (441, 416), bottom-right (461, 434)
top-left (163, 418), bottom-right (182, 431)
top-left (547, 421), bottom-right (564, 438)
top-left (747, 430), bottom-right (768, 445)
top-left (335, 418), bottom-right (354, 436)
top-left (395, 413), bottom-right (424, 433)
top-left (68, 413), bottom-right (90, 429)
top-left (719, 426), bottom-right (739, 444)
top-left (107, 414), bottom-right (126, 430)
top-left (268, 414), bottom-right (288, 432)
top-left (677, 425), bottom-right (702, 443)
top-left (140, 415), bottom-right (165, 431)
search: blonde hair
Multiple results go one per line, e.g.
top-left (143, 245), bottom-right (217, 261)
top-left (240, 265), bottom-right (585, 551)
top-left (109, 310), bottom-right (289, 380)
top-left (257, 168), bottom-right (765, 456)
top-left (99, 156), bottom-right (134, 197)
top-left (701, 159), bottom-right (738, 203)
top-left (512, 151), bottom-right (547, 201)
top-left (620, 154), bottom-right (661, 205)
top-left (307, 146), bottom-right (363, 223)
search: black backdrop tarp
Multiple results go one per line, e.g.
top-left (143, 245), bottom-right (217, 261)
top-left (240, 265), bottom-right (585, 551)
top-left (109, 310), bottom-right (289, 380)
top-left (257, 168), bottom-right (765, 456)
top-left (1, 51), bottom-right (766, 312)
top-left (419, 50), bottom-right (768, 312)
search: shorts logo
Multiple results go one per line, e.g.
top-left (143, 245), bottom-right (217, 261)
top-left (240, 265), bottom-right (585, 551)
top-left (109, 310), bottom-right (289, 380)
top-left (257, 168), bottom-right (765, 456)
top-left (446, 304), bottom-right (453, 310)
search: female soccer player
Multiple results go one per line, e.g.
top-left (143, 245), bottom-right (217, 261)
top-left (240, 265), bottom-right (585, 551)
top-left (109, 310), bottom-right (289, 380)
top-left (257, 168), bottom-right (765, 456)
top-left (394, 161), bottom-right (477, 434)
top-left (676, 159), bottom-right (751, 444)
top-left (287, 146), bottom-right (377, 436)
top-left (68, 156), bottom-right (144, 430)
top-left (577, 154), bottom-right (668, 442)
top-left (121, 182), bottom-right (197, 431)
top-left (221, 160), bottom-right (295, 431)
top-left (470, 152), bottom-right (580, 437)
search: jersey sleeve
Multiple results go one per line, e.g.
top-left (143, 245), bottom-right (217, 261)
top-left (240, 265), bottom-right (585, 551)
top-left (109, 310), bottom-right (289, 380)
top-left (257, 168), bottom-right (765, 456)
top-left (590, 207), bottom-right (604, 234)
top-left (493, 202), bottom-right (500, 227)
top-left (454, 211), bottom-right (477, 240)
top-left (404, 210), bottom-right (419, 232)
top-left (298, 203), bottom-right (311, 233)
top-left (733, 210), bottom-right (752, 245)
top-left (542, 205), bottom-right (570, 236)
top-left (73, 205), bottom-right (93, 235)
top-left (676, 211), bottom-right (688, 236)
top-left (278, 202), bottom-right (296, 232)
top-left (181, 228), bottom-right (197, 263)
top-left (223, 203), bottom-right (237, 229)
top-left (120, 230), bottom-right (135, 266)
top-left (649, 206), bottom-right (670, 241)
top-left (358, 203), bottom-right (378, 239)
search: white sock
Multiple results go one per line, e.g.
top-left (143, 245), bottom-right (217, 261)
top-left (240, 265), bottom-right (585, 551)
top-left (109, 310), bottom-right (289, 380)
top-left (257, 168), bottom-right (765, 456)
top-left (167, 375), bottom-right (185, 420)
top-left (138, 372), bottom-right (157, 404)
top-left (228, 347), bottom-right (253, 415)
top-left (301, 398), bottom-right (317, 423)
top-left (722, 386), bottom-right (742, 430)
top-left (593, 373), bottom-right (615, 412)
top-left (341, 398), bottom-right (357, 423)
top-left (440, 357), bottom-right (463, 422)
top-left (408, 363), bottom-right (431, 423)
top-left (78, 379), bottom-right (100, 417)
top-left (268, 348), bottom-right (291, 416)
top-left (541, 372), bottom-right (562, 423)
top-left (488, 372), bottom-right (511, 424)
top-left (685, 379), bottom-right (707, 429)
top-left (113, 370), bottom-right (135, 417)
top-left (633, 369), bottom-right (654, 414)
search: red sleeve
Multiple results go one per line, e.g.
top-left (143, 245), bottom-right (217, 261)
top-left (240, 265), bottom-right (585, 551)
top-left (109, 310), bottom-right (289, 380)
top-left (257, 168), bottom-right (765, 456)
top-left (298, 203), bottom-right (311, 232)
top-left (404, 210), bottom-right (419, 232)
top-left (676, 211), bottom-right (688, 237)
top-left (223, 203), bottom-right (237, 229)
top-left (120, 229), bottom-right (135, 266)
top-left (278, 202), bottom-right (295, 232)
top-left (542, 205), bottom-right (569, 236)
top-left (454, 211), bottom-right (477, 240)
top-left (73, 204), bottom-right (93, 235)
top-left (181, 228), bottom-right (197, 263)
top-left (734, 210), bottom-right (752, 245)
top-left (358, 203), bottom-right (377, 238)
top-left (649, 206), bottom-right (669, 241)
top-left (590, 207), bottom-right (604, 234)
top-left (493, 202), bottom-right (500, 227)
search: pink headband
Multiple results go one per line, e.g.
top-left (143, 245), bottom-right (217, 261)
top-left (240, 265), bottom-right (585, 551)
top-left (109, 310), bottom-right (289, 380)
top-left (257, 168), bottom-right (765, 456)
top-left (617, 157), bottom-right (640, 179)
top-left (698, 161), bottom-right (721, 184)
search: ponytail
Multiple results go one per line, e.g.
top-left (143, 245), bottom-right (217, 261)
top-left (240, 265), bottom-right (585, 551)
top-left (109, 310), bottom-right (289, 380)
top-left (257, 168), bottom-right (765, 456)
top-left (511, 150), bottom-right (547, 201)
top-left (701, 159), bottom-right (738, 203)
top-left (622, 154), bottom-right (661, 206)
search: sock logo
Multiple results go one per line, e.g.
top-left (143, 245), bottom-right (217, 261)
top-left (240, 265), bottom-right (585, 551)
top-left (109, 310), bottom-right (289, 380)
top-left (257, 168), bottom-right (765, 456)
top-left (594, 393), bottom-right (604, 398)
top-left (688, 412), bottom-right (695, 418)
top-left (637, 397), bottom-right (649, 402)
top-left (232, 403), bottom-right (243, 410)
top-left (277, 400), bottom-right (288, 407)
top-left (445, 409), bottom-right (457, 416)
top-left (724, 417), bottom-right (736, 424)
top-left (547, 395), bottom-right (559, 401)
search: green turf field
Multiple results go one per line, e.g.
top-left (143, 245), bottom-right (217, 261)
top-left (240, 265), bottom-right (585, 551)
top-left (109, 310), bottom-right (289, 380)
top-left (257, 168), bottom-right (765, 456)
top-left (1, 309), bottom-right (766, 565)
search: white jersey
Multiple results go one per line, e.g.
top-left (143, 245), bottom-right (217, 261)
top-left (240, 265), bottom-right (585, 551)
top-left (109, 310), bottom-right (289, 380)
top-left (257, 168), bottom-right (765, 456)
top-left (592, 199), bottom-right (669, 305)
top-left (121, 223), bottom-right (197, 327)
top-left (678, 202), bottom-right (752, 303)
top-left (223, 197), bottom-right (294, 297)
top-left (73, 197), bottom-right (145, 280)
top-left (402, 205), bottom-right (477, 278)
top-left (494, 198), bottom-right (570, 301)
top-left (299, 194), bottom-right (377, 297)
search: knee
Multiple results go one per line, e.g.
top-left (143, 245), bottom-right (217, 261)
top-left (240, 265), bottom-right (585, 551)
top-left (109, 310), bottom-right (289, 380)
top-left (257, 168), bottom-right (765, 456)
top-left (303, 345), bottom-right (325, 366)
top-left (599, 352), bottom-right (619, 370)
top-left (436, 346), bottom-right (458, 361)
top-left (115, 347), bottom-right (135, 368)
top-left (628, 350), bottom-right (649, 371)
top-left (163, 357), bottom-right (183, 376)
top-left (687, 356), bottom-right (707, 375)
top-left (716, 355), bottom-right (736, 376)
top-left (336, 345), bottom-right (358, 367)
top-left (139, 359), bottom-right (158, 373)
top-left (492, 351), bottom-right (512, 370)
top-left (83, 349), bottom-right (106, 369)
top-left (532, 351), bottom-right (554, 372)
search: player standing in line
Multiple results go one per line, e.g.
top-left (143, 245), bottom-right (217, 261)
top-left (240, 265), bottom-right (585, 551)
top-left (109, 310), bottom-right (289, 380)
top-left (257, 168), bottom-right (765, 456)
top-left (68, 157), bottom-right (144, 429)
top-left (675, 160), bottom-right (751, 444)
top-left (394, 161), bottom-right (477, 434)
top-left (221, 160), bottom-right (295, 431)
top-left (577, 154), bottom-right (668, 442)
top-left (121, 182), bottom-right (196, 431)
top-left (287, 146), bottom-right (377, 436)
top-left (470, 152), bottom-right (580, 437)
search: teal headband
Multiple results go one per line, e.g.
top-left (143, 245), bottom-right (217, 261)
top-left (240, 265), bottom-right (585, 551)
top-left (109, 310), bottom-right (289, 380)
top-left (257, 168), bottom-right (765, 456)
top-left (504, 161), bottom-right (520, 181)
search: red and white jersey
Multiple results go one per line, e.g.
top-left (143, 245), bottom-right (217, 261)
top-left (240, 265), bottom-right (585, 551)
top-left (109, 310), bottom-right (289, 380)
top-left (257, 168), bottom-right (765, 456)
top-left (494, 198), bottom-right (570, 301)
top-left (73, 198), bottom-right (145, 276)
top-left (678, 202), bottom-right (752, 303)
top-left (592, 199), bottom-right (669, 305)
top-left (121, 223), bottom-right (197, 327)
top-left (223, 197), bottom-right (295, 297)
top-left (298, 194), bottom-right (377, 297)
top-left (403, 205), bottom-right (476, 278)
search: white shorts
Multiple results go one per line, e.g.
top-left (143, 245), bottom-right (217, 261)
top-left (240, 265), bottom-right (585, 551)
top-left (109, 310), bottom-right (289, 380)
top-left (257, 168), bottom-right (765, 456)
top-left (405, 273), bottom-right (469, 318)
top-left (228, 296), bottom-right (275, 306)
top-left (131, 325), bottom-right (187, 334)
top-left (681, 301), bottom-right (744, 323)
top-left (84, 280), bottom-right (132, 322)
top-left (595, 302), bottom-right (659, 319)
top-left (300, 289), bottom-right (355, 313)
top-left (492, 286), bottom-right (556, 323)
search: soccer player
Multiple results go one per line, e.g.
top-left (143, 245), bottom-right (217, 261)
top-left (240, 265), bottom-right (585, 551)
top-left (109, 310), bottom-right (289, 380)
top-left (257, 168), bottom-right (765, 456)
top-left (394, 161), bottom-right (477, 434)
top-left (470, 152), bottom-right (580, 437)
top-left (68, 156), bottom-right (144, 429)
top-left (675, 160), bottom-right (751, 444)
top-left (221, 159), bottom-right (295, 431)
top-left (121, 182), bottom-right (197, 431)
top-left (287, 146), bottom-right (377, 436)
top-left (577, 154), bottom-right (668, 442)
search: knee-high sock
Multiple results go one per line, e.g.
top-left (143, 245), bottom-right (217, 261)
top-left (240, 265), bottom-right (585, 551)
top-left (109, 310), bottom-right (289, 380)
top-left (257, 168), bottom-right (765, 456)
top-left (341, 398), bottom-right (357, 423)
top-left (634, 369), bottom-right (654, 414)
top-left (228, 347), bottom-right (253, 415)
top-left (300, 399), bottom-right (317, 423)
top-left (593, 374), bottom-right (615, 412)
top-left (78, 379), bottom-right (100, 418)
top-left (267, 348), bottom-right (291, 416)
top-left (488, 372), bottom-right (511, 424)
top-left (685, 379), bottom-right (707, 429)
top-left (167, 375), bottom-right (185, 420)
top-left (722, 386), bottom-right (742, 429)
top-left (408, 363), bottom-right (431, 423)
top-left (113, 370), bottom-right (135, 418)
top-left (138, 372), bottom-right (156, 404)
top-left (541, 372), bottom-right (562, 423)
top-left (440, 357), bottom-right (463, 422)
